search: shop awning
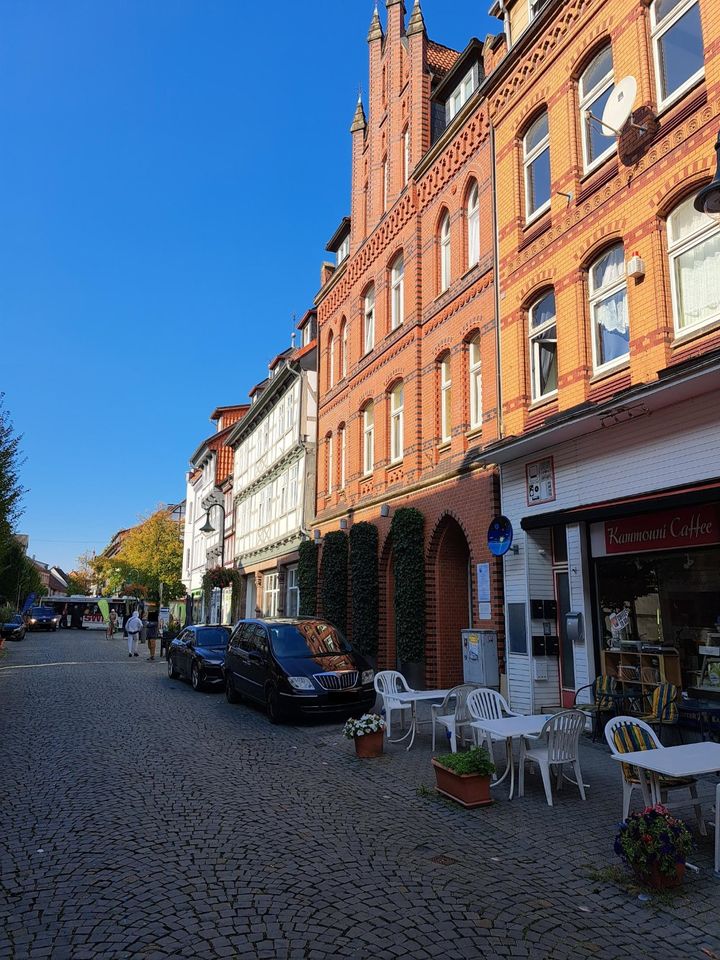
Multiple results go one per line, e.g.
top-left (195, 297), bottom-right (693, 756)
top-left (521, 477), bottom-right (720, 530)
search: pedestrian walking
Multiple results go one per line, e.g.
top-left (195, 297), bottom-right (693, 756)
top-left (106, 608), bottom-right (118, 639)
top-left (126, 610), bottom-right (143, 658)
top-left (145, 618), bottom-right (158, 661)
top-left (59, 604), bottom-right (68, 629)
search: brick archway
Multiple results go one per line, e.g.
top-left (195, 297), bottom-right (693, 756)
top-left (427, 514), bottom-right (471, 687)
top-left (378, 534), bottom-right (396, 670)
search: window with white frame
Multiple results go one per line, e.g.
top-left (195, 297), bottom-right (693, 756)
top-left (363, 403), bottom-right (375, 475)
top-left (326, 434), bottom-right (334, 495)
top-left (440, 355), bottom-right (452, 443)
top-left (530, 0), bottom-right (551, 21)
top-left (651, 0), bottom-right (704, 108)
top-left (390, 253), bottom-right (404, 330)
top-left (440, 213), bottom-right (451, 292)
top-left (403, 127), bottom-right (410, 183)
top-left (667, 195), bottom-right (720, 334)
top-left (528, 290), bottom-right (558, 401)
top-left (337, 234), bottom-right (350, 264)
top-left (364, 287), bottom-right (375, 354)
top-left (446, 64), bottom-right (479, 123)
top-left (288, 462), bottom-right (299, 509)
top-left (579, 45), bottom-right (615, 171)
top-left (389, 383), bottom-right (404, 463)
top-left (589, 244), bottom-right (629, 371)
top-left (340, 320), bottom-right (348, 378)
top-left (328, 332), bottom-right (335, 388)
top-left (467, 182), bottom-right (480, 268)
top-left (263, 572), bottom-right (279, 617)
top-left (523, 111), bottom-right (551, 221)
top-left (339, 425), bottom-right (346, 489)
top-left (383, 155), bottom-right (389, 211)
top-left (285, 566), bottom-right (299, 617)
top-left (468, 334), bottom-right (482, 429)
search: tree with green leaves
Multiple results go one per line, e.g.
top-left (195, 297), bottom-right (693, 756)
top-left (95, 508), bottom-right (184, 601)
top-left (0, 395), bottom-right (26, 568)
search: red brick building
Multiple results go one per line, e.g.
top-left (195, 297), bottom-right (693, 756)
top-left (313, 0), bottom-right (503, 687)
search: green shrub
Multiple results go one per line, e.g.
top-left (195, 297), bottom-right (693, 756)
top-left (391, 507), bottom-right (425, 663)
top-left (434, 747), bottom-right (496, 777)
top-left (298, 540), bottom-right (319, 617)
top-left (349, 522), bottom-right (379, 657)
top-left (320, 530), bottom-right (348, 632)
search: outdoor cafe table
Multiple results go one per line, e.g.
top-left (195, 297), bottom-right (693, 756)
top-left (470, 714), bottom-right (554, 800)
top-left (611, 741), bottom-right (720, 810)
top-left (388, 689), bottom-right (450, 751)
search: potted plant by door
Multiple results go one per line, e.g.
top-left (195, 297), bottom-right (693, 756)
top-left (343, 714), bottom-right (386, 758)
top-left (431, 746), bottom-right (496, 808)
top-left (614, 805), bottom-right (693, 890)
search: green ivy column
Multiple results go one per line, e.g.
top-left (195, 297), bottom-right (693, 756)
top-left (391, 508), bottom-right (425, 686)
top-left (320, 530), bottom-right (348, 633)
top-left (298, 540), bottom-right (319, 617)
top-left (349, 522), bottom-right (379, 660)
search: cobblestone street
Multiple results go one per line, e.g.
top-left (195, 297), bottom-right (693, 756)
top-left (1, 630), bottom-right (719, 960)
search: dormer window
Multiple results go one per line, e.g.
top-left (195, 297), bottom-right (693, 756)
top-left (530, 0), bottom-right (551, 21)
top-left (446, 64), bottom-right (479, 123)
top-left (337, 235), bottom-right (350, 264)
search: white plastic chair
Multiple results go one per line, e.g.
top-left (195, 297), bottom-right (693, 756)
top-left (374, 670), bottom-right (413, 738)
top-left (605, 715), bottom-right (705, 832)
top-left (518, 710), bottom-right (587, 807)
top-left (466, 688), bottom-right (520, 767)
top-left (431, 684), bottom-right (476, 753)
top-left (714, 782), bottom-right (719, 875)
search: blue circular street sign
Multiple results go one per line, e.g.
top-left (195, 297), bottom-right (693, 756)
top-left (487, 515), bottom-right (514, 557)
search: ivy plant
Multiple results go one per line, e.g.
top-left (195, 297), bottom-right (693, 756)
top-left (320, 530), bottom-right (348, 632)
top-left (298, 540), bottom-right (319, 617)
top-left (349, 522), bottom-right (379, 657)
top-left (391, 507), bottom-right (425, 663)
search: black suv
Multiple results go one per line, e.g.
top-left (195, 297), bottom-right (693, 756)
top-left (224, 617), bottom-right (376, 723)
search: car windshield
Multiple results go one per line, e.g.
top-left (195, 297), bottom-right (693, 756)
top-left (194, 627), bottom-right (230, 648)
top-left (269, 621), bottom-right (352, 658)
top-left (31, 607), bottom-right (55, 616)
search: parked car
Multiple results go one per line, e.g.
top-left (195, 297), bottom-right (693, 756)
top-left (25, 606), bottom-right (60, 631)
top-left (166, 624), bottom-right (231, 691)
top-left (224, 617), bottom-right (376, 723)
top-left (1, 614), bottom-right (26, 641)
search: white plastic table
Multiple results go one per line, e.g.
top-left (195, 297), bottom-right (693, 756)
top-left (389, 689), bottom-right (450, 750)
top-left (470, 714), bottom-right (554, 800)
top-left (611, 741), bottom-right (720, 807)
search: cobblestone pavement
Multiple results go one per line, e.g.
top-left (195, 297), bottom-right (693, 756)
top-left (1, 630), bottom-right (719, 960)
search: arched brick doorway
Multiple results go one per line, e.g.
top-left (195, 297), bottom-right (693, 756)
top-left (378, 535), bottom-right (396, 670)
top-left (428, 515), bottom-right (472, 688)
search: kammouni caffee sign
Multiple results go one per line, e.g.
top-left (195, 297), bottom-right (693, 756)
top-left (600, 505), bottom-right (720, 556)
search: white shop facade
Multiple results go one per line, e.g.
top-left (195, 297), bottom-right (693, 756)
top-left (479, 353), bottom-right (720, 713)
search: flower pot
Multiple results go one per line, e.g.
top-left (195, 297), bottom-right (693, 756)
top-left (431, 759), bottom-right (493, 808)
top-left (354, 730), bottom-right (384, 758)
top-left (634, 861), bottom-right (686, 890)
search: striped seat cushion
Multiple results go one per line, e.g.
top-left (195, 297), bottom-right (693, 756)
top-left (612, 722), bottom-right (657, 782)
top-left (651, 683), bottom-right (678, 723)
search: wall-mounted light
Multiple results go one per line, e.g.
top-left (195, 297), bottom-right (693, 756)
top-left (380, 504), bottom-right (390, 518)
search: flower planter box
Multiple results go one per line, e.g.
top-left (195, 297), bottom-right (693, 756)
top-left (432, 758), bottom-right (493, 808)
top-left (634, 861), bottom-right (686, 890)
top-left (354, 730), bottom-right (384, 758)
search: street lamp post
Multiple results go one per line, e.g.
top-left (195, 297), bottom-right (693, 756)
top-left (694, 129), bottom-right (720, 222)
top-left (200, 503), bottom-right (226, 624)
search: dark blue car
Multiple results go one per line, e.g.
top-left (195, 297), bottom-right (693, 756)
top-left (166, 624), bottom-right (231, 691)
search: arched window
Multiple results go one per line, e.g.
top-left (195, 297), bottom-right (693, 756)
top-left (439, 213), bottom-right (451, 292)
top-left (579, 45), bottom-right (615, 171)
top-left (390, 253), bottom-right (404, 330)
top-left (362, 403), bottom-right (375, 475)
top-left (364, 287), bottom-right (375, 355)
top-left (589, 244), bottom-right (629, 371)
top-left (389, 382), bottom-right (404, 463)
top-left (439, 354), bottom-right (452, 443)
top-left (523, 111), bottom-right (551, 221)
top-left (667, 195), bottom-right (720, 333)
top-left (651, 0), bottom-right (704, 107)
top-left (528, 291), bottom-right (558, 401)
top-left (338, 424), bottom-right (346, 490)
top-left (326, 433), bottom-right (334, 495)
top-left (328, 332), bottom-right (335, 388)
top-left (468, 334), bottom-right (482, 429)
top-left (403, 127), bottom-right (410, 184)
top-left (382, 154), bottom-right (389, 211)
top-left (467, 182), bottom-right (480, 268)
top-left (340, 319), bottom-right (348, 378)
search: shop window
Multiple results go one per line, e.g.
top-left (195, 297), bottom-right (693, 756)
top-left (263, 572), bottom-right (279, 618)
top-left (579, 45), bottom-right (615, 172)
top-left (528, 290), bottom-right (558, 401)
top-left (523, 111), bottom-right (551, 222)
top-left (552, 525), bottom-right (568, 564)
top-left (667, 195), bottom-right (720, 334)
top-left (651, 0), bottom-right (704, 108)
top-left (467, 181), bottom-right (480, 268)
top-left (589, 244), bottom-right (629, 372)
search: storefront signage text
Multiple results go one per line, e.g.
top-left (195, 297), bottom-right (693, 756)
top-left (604, 505), bottom-right (720, 555)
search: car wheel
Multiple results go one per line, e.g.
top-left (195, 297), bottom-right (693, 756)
top-left (191, 663), bottom-right (202, 692)
top-left (225, 673), bottom-right (241, 704)
top-left (265, 685), bottom-right (285, 724)
top-left (167, 656), bottom-right (179, 679)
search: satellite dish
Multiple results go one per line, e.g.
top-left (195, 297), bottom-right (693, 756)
top-left (600, 76), bottom-right (638, 136)
top-left (487, 516), bottom-right (514, 558)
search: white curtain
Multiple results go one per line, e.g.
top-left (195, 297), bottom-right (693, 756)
top-left (676, 233), bottom-right (720, 329)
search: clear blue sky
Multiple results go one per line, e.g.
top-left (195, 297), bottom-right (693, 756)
top-left (0, 0), bottom-right (497, 572)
